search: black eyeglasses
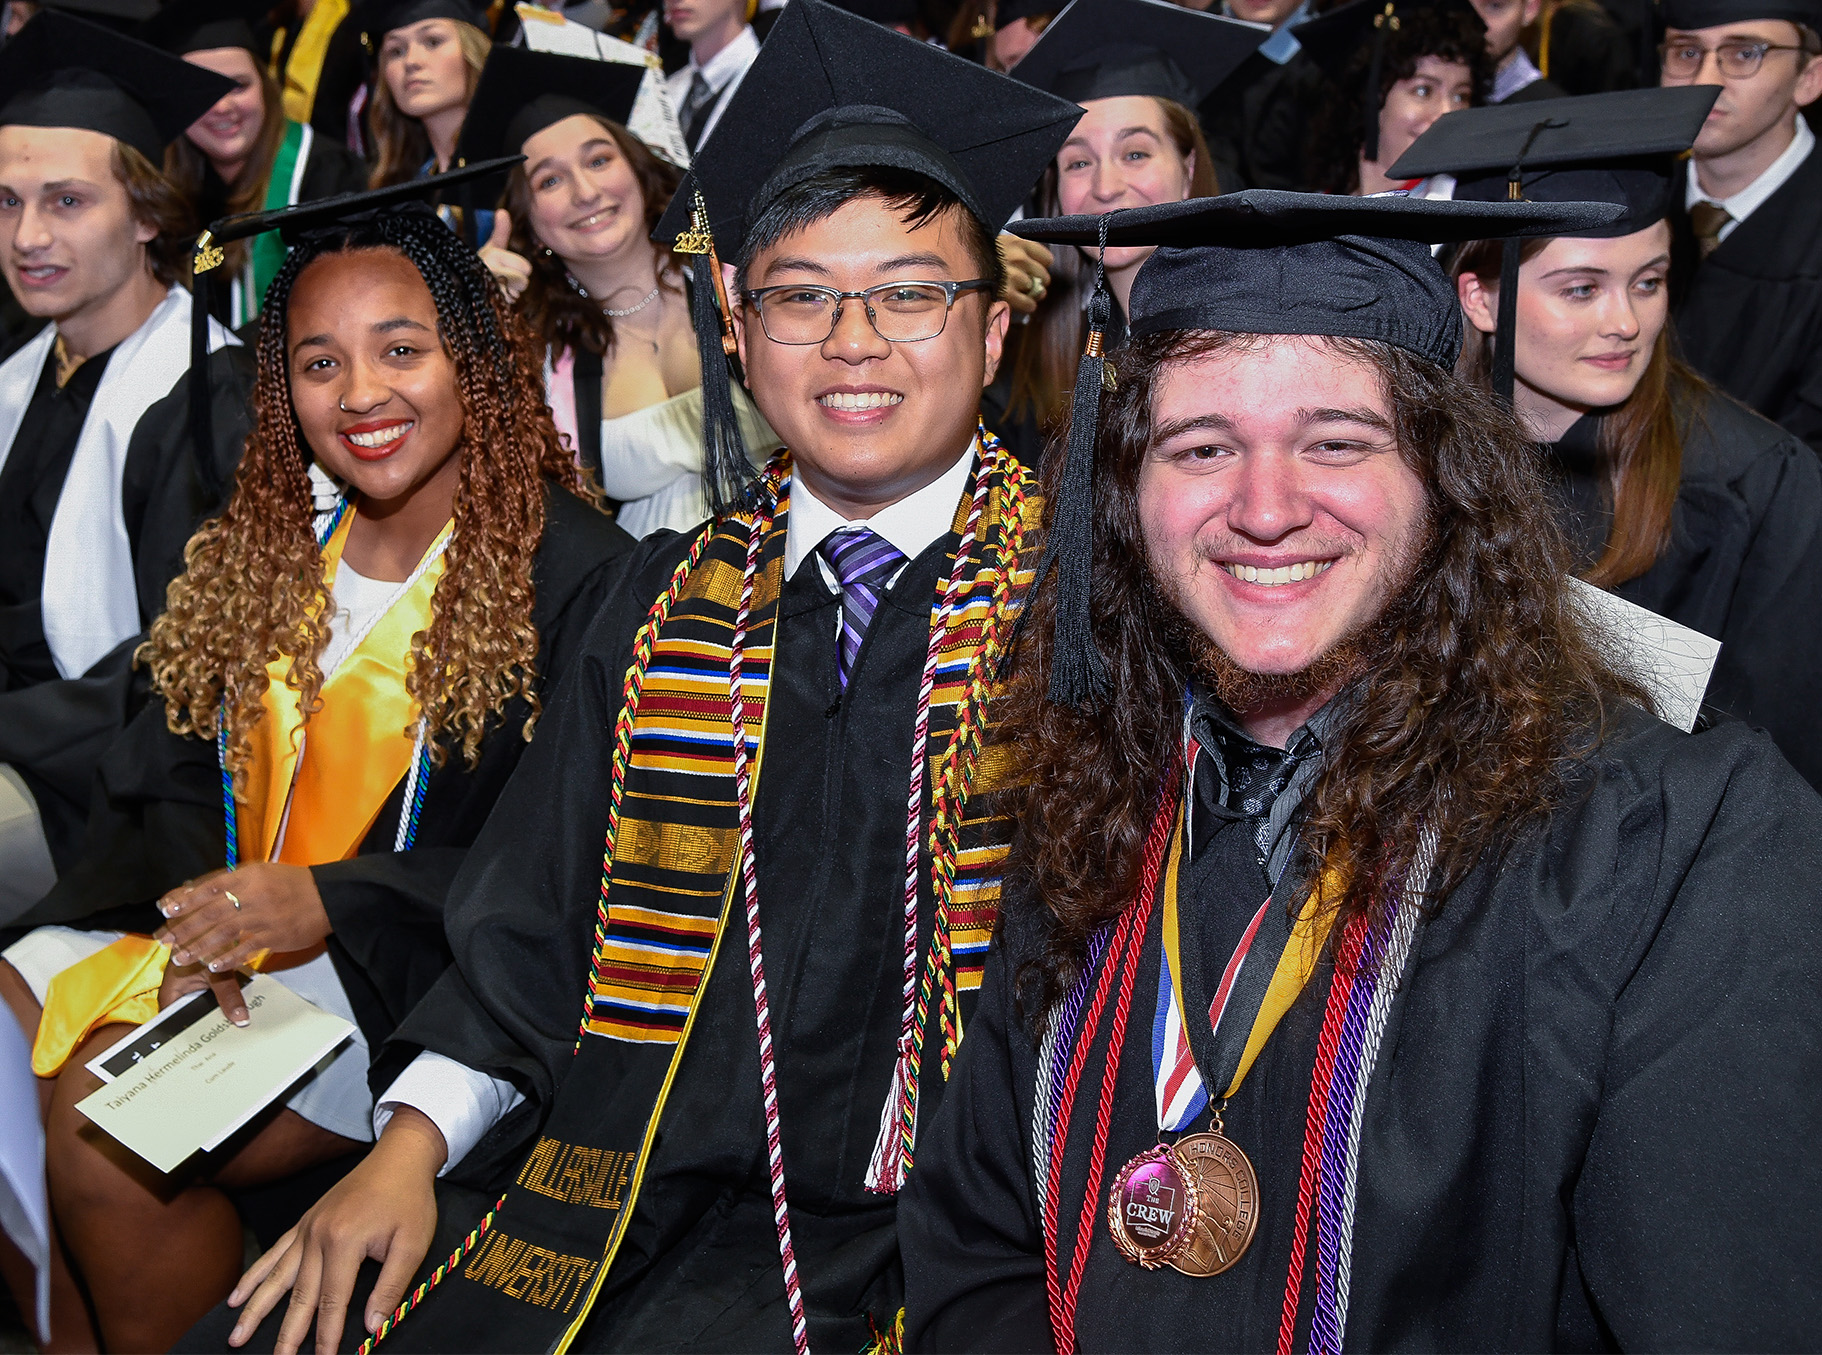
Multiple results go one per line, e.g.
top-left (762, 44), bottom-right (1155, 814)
top-left (740, 279), bottom-right (994, 345)
top-left (1660, 37), bottom-right (1808, 77)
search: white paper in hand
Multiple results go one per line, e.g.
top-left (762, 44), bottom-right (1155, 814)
top-left (1568, 576), bottom-right (1721, 733)
top-left (515, 6), bottom-right (692, 168)
top-left (76, 975), bottom-right (353, 1174)
top-left (0, 1012), bottom-right (49, 1342)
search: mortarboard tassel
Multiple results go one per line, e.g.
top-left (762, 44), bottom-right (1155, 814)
top-left (1362, 4), bottom-right (1398, 166)
top-left (1493, 118), bottom-right (1566, 406)
top-left (1029, 216), bottom-right (1115, 708)
top-left (189, 231), bottom-right (227, 503)
top-left (675, 188), bottom-right (753, 517)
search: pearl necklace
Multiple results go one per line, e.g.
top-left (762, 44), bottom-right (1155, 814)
top-left (603, 284), bottom-right (662, 317)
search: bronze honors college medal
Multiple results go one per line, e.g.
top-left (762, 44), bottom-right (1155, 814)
top-left (1168, 1132), bottom-right (1259, 1277)
top-left (1107, 1146), bottom-right (1200, 1268)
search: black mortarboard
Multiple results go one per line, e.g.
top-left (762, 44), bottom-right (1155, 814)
top-left (0, 11), bottom-right (235, 159)
top-left (649, 0), bottom-right (1081, 517)
top-left (185, 157), bottom-right (523, 507)
top-left (457, 46), bottom-right (646, 164)
top-left (1387, 85), bottom-right (1716, 402)
top-left (1009, 190), bottom-right (1623, 706)
top-left (830, 0), bottom-right (920, 28)
top-left (355, 0), bottom-right (488, 47)
top-left (1292, 0), bottom-right (1485, 162)
top-left (142, 0), bottom-right (264, 52)
top-left (36, 0), bottom-right (161, 28)
top-left (1663, 0), bottom-right (1822, 28)
top-left (1008, 0), bottom-right (1266, 107)
top-left (997, 0), bottom-right (1055, 26)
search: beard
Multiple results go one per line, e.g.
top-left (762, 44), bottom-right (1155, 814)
top-left (1143, 523), bottom-right (1434, 719)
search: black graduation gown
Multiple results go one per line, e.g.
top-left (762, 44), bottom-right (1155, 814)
top-left (1543, 392), bottom-right (1822, 790)
top-left (1198, 51), bottom-right (1325, 192)
top-left (1537, 0), bottom-right (1637, 95)
top-left (900, 708), bottom-right (1822, 1352)
top-left (0, 343), bottom-right (255, 872)
top-left (183, 501), bottom-right (998, 1352)
top-left (7, 486), bottom-right (632, 1058)
top-left (1498, 73), bottom-right (1571, 103)
top-left (1672, 146), bottom-right (1822, 452)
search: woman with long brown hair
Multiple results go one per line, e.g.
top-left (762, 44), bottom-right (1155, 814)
top-left (360, 0), bottom-right (490, 209)
top-left (0, 172), bottom-right (631, 1351)
top-left (990, 0), bottom-right (1251, 460)
top-left (1423, 88), bottom-right (1822, 786)
top-left (151, 0), bottom-right (369, 327)
top-left (468, 45), bottom-right (776, 535)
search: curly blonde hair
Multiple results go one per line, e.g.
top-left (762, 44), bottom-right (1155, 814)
top-left (141, 207), bottom-right (590, 791)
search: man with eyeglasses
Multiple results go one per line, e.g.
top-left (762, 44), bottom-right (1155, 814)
top-left (182, 4), bottom-right (1086, 1354)
top-left (1664, 0), bottom-right (1822, 450)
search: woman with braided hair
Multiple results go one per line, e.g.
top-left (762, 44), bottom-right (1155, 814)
top-left (0, 173), bottom-right (632, 1353)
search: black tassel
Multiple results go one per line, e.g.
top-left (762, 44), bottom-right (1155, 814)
top-left (1492, 235), bottom-right (1520, 406)
top-left (1363, 5), bottom-right (1395, 165)
top-left (677, 189), bottom-right (752, 517)
top-left (188, 233), bottom-right (223, 504)
top-left (1027, 218), bottom-right (1115, 708)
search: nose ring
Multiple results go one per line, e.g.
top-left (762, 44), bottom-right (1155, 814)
top-left (339, 398), bottom-right (351, 412)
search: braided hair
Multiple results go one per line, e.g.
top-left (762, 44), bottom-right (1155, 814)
top-left (142, 205), bottom-right (591, 788)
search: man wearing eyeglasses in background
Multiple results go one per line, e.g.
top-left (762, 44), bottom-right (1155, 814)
top-left (1664, 0), bottom-right (1822, 451)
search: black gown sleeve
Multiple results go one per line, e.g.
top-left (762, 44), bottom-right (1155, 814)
top-left (899, 907), bottom-right (1055, 1355)
top-left (1573, 725), bottom-right (1822, 1349)
top-left (375, 531), bottom-right (694, 1184)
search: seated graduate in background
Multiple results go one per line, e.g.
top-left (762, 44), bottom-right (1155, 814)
top-left (1294, 0), bottom-right (1490, 196)
top-left (0, 13), bottom-right (247, 925)
top-left (1470, 0), bottom-right (1569, 100)
top-left (1190, 0), bottom-right (1324, 194)
top-left (0, 163), bottom-right (633, 1354)
top-left (899, 188), bottom-right (1822, 1352)
top-left (188, 5), bottom-right (1081, 1351)
top-left (467, 45), bottom-right (779, 537)
top-left (1664, 0), bottom-right (1822, 451)
top-left (148, 0), bottom-right (371, 330)
top-left (1393, 87), bottom-right (1822, 790)
top-left (988, 0), bottom-right (1261, 465)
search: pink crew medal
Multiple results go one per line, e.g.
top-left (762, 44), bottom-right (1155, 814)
top-left (1107, 1145), bottom-right (1201, 1269)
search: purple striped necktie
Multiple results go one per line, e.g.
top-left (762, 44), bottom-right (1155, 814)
top-left (819, 526), bottom-right (906, 689)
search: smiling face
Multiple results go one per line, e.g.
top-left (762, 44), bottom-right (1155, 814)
top-left (1372, 55), bottom-right (1474, 172)
top-left (380, 19), bottom-right (473, 121)
top-left (732, 194), bottom-right (1009, 519)
top-left (1138, 337), bottom-right (1430, 694)
top-left (1662, 20), bottom-right (1822, 159)
top-left (1055, 96), bottom-right (1194, 275)
top-left (0, 125), bottom-right (154, 324)
top-left (1459, 224), bottom-right (1671, 433)
top-left (183, 47), bottom-right (267, 179)
top-left (520, 113), bottom-right (647, 267)
top-left (286, 248), bottom-right (466, 510)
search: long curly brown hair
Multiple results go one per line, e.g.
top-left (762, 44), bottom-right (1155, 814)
top-left (999, 328), bottom-right (1655, 1017)
top-left (142, 206), bottom-right (589, 790)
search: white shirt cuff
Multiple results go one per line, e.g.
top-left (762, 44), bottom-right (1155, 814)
top-left (374, 1050), bottom-right (525, 1176)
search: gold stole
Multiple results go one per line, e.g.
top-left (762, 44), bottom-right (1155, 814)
top-left (243, 509), bottom-right (451, 866)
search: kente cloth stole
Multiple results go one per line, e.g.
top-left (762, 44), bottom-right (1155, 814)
top-left (244, 507), bottom-right (449, 867)
top-left (365, 440), bottom-right (1040, 1355)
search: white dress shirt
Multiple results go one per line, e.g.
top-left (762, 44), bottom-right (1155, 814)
top-left (1687, 115), bottom-right (1816, 244)
top-left (374, 437), bottom-right (981, 1172)
top-left (662, 23), bottom-right (759, 150)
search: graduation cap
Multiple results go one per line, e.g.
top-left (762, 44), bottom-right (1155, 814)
top-left (1007, 189), bottom-right (1624, 706)
top-left (34, 0), bottom-right (161, 28)
top-left (0, 11), bottom-right (236, 160)
top-left (456, 44), bottom-right (646, 165)
top-left (648, 0), bottom-right (1081, 516)
top-left (142, 0), bottom-right (265, 54)
top-left (1662, 0), bottom-right (1822, 29)
top-left (1386, 85), bottom-right (1717, 401)
top-left (354, 0), bottom-right (489, 48)
top-left (184, 157), bottom-right (522, 510)
top-left (1007, 0), bottom-right (1267, 107)
top-left (1291, 0), bottom-right (1485, 162)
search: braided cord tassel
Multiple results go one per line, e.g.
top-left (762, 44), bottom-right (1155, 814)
top-left (355, 1193), bottom-right (507, 1355)
top-left (574, 518), bottom-right (718, 1047)
top-left (726, 490), bottom-right (810, 1355)
top-left (218, 717), bottom-right (239, 870)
